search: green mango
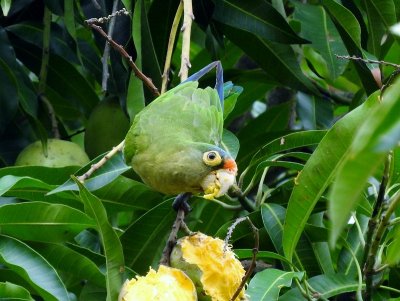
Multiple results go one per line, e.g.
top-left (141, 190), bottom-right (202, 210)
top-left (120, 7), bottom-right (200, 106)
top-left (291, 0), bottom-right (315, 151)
top-left (85, 97), bottom-right (130, 159)
top-left (15, 139), bottom-right (89, 167)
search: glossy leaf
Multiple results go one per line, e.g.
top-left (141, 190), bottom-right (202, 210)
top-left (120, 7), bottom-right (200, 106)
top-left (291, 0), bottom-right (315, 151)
top-left (293, 2), bottom-right (347, 79)
top-left (261, 204), bottom-right (320, 276)
top-left (329, 79), bottom-right (400, 245)
top-left (213, 0), bottom-right (308, 44)
top-left (75, 179), bottom-right (124, 301)
top-left (0, 201), bottom-right (94, 242)
top-left (322, 0), bottom-right (379, 94)
top-left (247, 268), bottom-right (304, 300)
top-left (220, 24), bottom-right (318, 94)
top-left (48, 152), bottom-right (130, 195)
top-left (0, 282), bottom-right (34, 300)
top-left (34, 243), bottom-right (105, 287)
top-left (222, 129), bottom-right (240, 159)
top-left (9, 35), bottom-right (99, 117)
top-left (121, 199), bottom-right (175, 274)
top-left (0, 235), bottom-right (70, 301)
top-left (279, 274), bottom-right (358, 300)
top-left (337, 214), bottom-right (369, 275)
top-left (283, 92), bottom-right (379, 262)
top-left (363, 0), bottom-right (396, 58)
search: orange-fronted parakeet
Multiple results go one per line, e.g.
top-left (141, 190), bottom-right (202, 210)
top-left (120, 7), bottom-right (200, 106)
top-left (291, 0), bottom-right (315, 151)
top-left (124, 62), bottom-right (237, 201)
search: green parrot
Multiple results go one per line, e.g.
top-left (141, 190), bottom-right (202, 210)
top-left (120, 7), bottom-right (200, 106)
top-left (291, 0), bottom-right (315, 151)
top-left (124, 63), bottom-right (237, 201)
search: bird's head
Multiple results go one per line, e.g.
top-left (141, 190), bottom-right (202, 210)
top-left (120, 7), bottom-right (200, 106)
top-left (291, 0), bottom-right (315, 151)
top-left (199, 147), bottom-right (237, 200)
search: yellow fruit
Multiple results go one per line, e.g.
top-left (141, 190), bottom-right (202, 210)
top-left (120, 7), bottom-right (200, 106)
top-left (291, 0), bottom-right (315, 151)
top-left (170, 232), bottom-right (247, 301)
top-left (84, 97), bottom-right (130, 159)
top-left (118, 265), bottom-right (197, 301)
top-left (15, 139), bottom-right (89, 167)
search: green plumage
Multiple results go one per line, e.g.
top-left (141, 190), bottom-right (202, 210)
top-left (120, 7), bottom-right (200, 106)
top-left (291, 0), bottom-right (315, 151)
top-left (124, 81), bottom-right (225, 195)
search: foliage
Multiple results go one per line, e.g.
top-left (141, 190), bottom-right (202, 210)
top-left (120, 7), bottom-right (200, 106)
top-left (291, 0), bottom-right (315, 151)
top-left (1, 0), bottom-right (400, 300)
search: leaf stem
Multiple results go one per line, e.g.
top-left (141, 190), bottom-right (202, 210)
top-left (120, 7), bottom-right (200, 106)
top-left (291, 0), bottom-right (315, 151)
top-left (161, 2), bottom-right (183, 93)
top-left (85, 15), bottom-right (160, 96)
top-left (77, 140), bottom-right (125, 182)
top-left (365, 155), bottom-right (398, 301)
top-left (363, 153), bottom-right (391, 267)
top-left (230, 217), bottom-right (259, 301)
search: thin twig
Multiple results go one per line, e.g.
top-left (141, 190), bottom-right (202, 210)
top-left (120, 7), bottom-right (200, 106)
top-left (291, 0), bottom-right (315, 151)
top-left (85, 15), bottom-right (160, 97)
top-left (365, 158), bottom-right (398, 301)
top-left (363, 154), bottom-right (392, 267)
top-left (230, 217), bottom-right (259, 301)
top-left (101, 0), bottom-right (119, 92)
top-left (86, 8), bottom-right (129, 24)
top-left (224, 217), bottom-right (247, 252)
top-left (161, 2), bottom-right (183, 93)
top-left (159, 208), bottom-right (189, 266)
top-left (336, 55), bottom-right (400, 69)
top-left (77, 140), bottom-right (125, 182)
top-left (178, 0), bottom-right (194, 81)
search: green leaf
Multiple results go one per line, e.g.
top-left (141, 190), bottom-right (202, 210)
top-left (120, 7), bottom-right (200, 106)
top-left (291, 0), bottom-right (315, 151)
top-left (74, 178), bottom-right (124, 301)
top-left (0, 38), bottom-right (19, 134)
top-left (127, 0), bottom-right (146, 120)
top-left (127, 0), bottom-right (161, 119)
top-left (0, 235), bottom-right (70, 301)
top-left (283, 92), bottom-right (379, 262)
top-left (330, 79), bottom-right (400, 244)
top-left (48, 152), bottom-right (130, 195)
top-left (240, 130), bottom-right (326, 188)
top-left (9, 35), bottom-right (99, 117)
top-left (121, 199), bottom-right (175, 274)
top-left (234, 249), bottom-right (295, 267)
top-left (322, 0), bottom-right (379, 94)
top-left (363, 0), bottom-right (396, 58)
top-left (293, 2), bottom-right (347, 79)
top-left (34, 243), bottom-right (105, 287)
top-left (0, 201), bottom-right (94, 242)
top-left (247, 268), bottom-right (304, 300)
top-left (261, 204), bottom-right (321, 276)
top-left (148, 0), bottom-right (180, 67)
top-left (64, 1), bottom-right (77, 40)
top-left (94, 176), bottom-right (162, 212)
top-left (221, 129), bottom-right (240, 159)
top-left (0, 166), bottom-right (78, 185)
top-left (223, 82), bottom-right (243, 119)
top-left (279, 274), bottom-right (358, 300)
top-left (220, 24), bottom-right (318, 94)
top-left (213, 0), bottom-right (308, 44)
top-left (0, 282), bottom-right (34, 301)
top-left (0, 0), bottom-right (11, 16)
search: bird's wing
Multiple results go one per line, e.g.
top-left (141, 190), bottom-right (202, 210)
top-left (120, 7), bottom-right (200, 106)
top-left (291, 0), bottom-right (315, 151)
top-left (124, 81), bottom-right (223, 164)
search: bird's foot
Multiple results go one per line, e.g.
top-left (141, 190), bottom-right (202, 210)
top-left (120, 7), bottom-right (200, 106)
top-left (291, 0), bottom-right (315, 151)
top-left (172, 192), bottom-right (192, 213)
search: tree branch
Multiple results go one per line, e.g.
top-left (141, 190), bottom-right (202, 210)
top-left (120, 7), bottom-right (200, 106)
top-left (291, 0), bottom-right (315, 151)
top-left (178, 0), bottom-right (194, 81)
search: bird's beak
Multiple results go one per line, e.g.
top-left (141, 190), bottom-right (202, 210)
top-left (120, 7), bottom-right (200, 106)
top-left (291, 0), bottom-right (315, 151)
top-left (201, 158), bottom-right (238, 200)
top-left (223, 158), bottom-right (238, 175)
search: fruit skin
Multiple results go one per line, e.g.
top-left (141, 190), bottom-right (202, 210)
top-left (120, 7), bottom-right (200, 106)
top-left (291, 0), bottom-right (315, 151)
top-left (84, 97), bottom-right (130, 159)
top-left (15, 139), bottom-right (90, 167)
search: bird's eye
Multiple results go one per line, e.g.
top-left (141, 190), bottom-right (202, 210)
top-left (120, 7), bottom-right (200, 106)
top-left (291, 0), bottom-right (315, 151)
top-left (203, 151), bottom-right (222, 166)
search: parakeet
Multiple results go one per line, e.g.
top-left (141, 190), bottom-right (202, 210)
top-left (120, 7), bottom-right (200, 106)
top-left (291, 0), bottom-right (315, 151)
top-left (123, 69), bottom-right (237, 200)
